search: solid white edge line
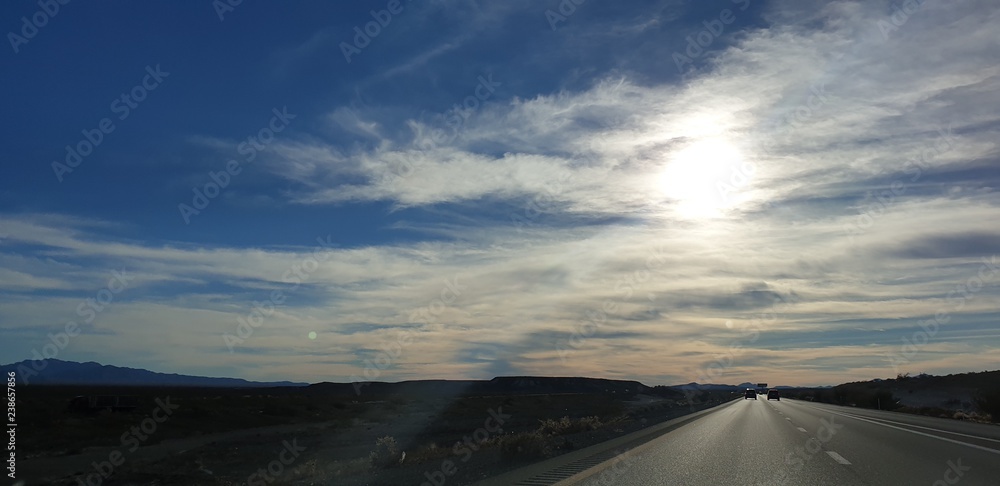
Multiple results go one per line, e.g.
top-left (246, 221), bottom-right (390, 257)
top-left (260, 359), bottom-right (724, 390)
top-left (826, 451), bottom-right (851, 465)
top-left (836, 411), bottom-right (1000, 444)
top-left (821, 408), bottom-right (1000, 455)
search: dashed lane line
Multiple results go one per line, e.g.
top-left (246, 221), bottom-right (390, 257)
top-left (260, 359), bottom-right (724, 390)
top-left (826, 451), bottom-right (851, 465)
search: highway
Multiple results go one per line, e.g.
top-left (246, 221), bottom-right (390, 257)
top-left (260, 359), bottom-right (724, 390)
top-left (571, 397), bottom-right (1000, 485)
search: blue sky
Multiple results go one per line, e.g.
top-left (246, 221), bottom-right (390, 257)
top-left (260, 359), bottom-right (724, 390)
top-left (1, 0), bottom-right (998, 386)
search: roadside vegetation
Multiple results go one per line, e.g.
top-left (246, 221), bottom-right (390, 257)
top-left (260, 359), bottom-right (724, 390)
top-left (22, 383), bottom-right (732, 485)
top-left (782, 370), bottom-right (1000, 423)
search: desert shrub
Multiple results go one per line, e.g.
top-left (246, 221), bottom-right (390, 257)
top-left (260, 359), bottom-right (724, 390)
top-left (537, 416), bottom-right (604, 436)
top-left (578, 416), bottom-right (603, 430)
top-left (498, 432), bottom-right (550, 461)
top-left (974, 389), bottom-right (1000, 423)
top-left (405, 442), bottom-right (453, 464)
top-left (369, 436), bottom-right (402, 469)
top-left (538, 416), bottom-right (572, 436)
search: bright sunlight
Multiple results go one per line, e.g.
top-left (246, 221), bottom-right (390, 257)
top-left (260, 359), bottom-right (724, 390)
top-left (658, 138), bottom-right (750, 219)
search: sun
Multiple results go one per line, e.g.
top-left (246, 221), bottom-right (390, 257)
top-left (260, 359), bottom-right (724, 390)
top-left (657, 139), bottom-right (748, 219)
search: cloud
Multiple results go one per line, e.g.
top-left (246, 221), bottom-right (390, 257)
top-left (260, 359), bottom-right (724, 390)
top-left (263, 2), bottom-right (999, 223)
top-left (890, 232), bottom-right (1000, 259)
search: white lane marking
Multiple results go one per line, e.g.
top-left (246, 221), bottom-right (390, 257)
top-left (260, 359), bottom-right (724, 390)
top-left (822, 409), bottom-right (1000, 455)
top-left (838, 412), bottom-right (1000, 444)
top-left (786, 417), bottom-right (792, 421)
top-left (826, 451), bottom-right (851, 465)
top-left (797, 427), bottom-right (808, 433)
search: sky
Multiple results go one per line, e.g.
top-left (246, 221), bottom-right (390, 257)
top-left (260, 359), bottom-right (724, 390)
top-left (1, 0), bottom-right (998, 387)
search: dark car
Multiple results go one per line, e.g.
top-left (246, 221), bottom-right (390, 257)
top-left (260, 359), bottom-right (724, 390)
top-left (767, 389), bottom-right (780, 401)
top-left (744, 388), bottom-right (757, 399)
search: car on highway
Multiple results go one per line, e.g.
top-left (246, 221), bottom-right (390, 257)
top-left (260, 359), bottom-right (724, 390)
top-left (767, 389), bottom-right (780, 401)
top-left (744, 388), bottom-right (757, 400)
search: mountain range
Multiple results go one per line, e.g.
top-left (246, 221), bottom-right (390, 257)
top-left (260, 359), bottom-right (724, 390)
top-left (2, 359), bottom-right (307, 387)
top-left (2, 359), bottom-right (805, 392)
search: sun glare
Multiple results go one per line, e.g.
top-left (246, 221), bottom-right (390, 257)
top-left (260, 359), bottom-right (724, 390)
top-left (658, 139), bottom-right (749, 219)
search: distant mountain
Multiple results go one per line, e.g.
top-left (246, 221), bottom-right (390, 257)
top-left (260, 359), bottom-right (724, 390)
top-left (308, 376), bottom-right (664, 397)
top-left (0, 359), bottom-right (831, 396)
top-left (672, 382), bottom-right (755, 392)
top-left (1, 359), bottom-right (307, 387)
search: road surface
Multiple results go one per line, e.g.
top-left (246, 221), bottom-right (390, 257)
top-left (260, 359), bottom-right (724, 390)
top-left (572, 398), bottom-right (1000, 485)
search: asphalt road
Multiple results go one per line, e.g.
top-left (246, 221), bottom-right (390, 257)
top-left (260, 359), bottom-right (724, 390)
top-left (572, 397), bottom-right (1000, 486)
